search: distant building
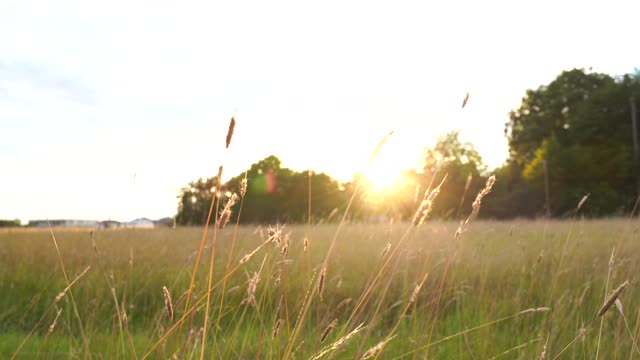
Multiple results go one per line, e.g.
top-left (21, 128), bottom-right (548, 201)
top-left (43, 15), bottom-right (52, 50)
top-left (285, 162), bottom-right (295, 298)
top-left (27, 217), bottom-right (172, 229)
top-left (27, 219), bottom-right (98, 228)
top-left (125, 218), bottom-right (155, 228)
top-left (97, 220), bottom-right (121, 229)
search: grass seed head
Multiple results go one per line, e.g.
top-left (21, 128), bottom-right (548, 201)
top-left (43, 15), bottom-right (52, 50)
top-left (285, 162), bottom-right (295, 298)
top-left (311, 323), bottom-right (366, 360)
top-left (218, 193), bottom-right (238, 229)
top-left (462, 92), bottom-right (470, 109)
top-left (217, 166), bottom-right (223, 186)
top-left (578, 286), bottom-right (590, 307)
top-left (336, 298), bottom-right (352, 311)
top-left (226, 116), bottom-right (236, 149)
top-left (272, 318), bottom-right (282, 339)
top-left (380, 242), bottom-right (391, 260)
top-left (281, 232), bottom-right (290, 258)
top-left (318, 267), bottom-right (326, 300)
top-left (409, 283), bottom-right (423, 305)
top-left (240, 173), bottom-right (248, 197)
top-left (518, 307), bottom-right (551, 315)
top-left (121, 303), bottom-right (128, 326)
top-left (455, 175), bottom-right (496, 238)
top-left (243, 272), bottom-right (260, 306)
top-left (608, 248), bottom-right (615, 269)
top-left (361, 335), bottom-right (396, 359)
top-left (320, 319), bottom-right (338, 343)
top-left (368, 130), bottom-right (394, 164)
top-left (48, 308), bottom-right (63, 335)
top-left (268, 225), bottom-right (284, 247)
top-left (162, 286), bottom-right (174, 321)
top-left (597, 280), bottom-right (629, 318)
top-left (577, 193), bottom-right (590, 211)
top-left (413, 175), bottom-right (447, 226)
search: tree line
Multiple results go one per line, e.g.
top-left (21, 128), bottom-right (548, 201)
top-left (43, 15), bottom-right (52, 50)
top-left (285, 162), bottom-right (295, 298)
top-left (176, 68), bottom-right (640, 225)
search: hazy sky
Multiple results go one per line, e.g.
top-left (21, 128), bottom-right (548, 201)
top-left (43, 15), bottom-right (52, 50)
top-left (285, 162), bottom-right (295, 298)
top-left (1, 0), bottom-right (639, 222)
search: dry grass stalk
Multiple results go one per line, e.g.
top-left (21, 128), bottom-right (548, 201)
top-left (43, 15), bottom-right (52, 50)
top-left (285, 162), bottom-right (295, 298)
top-left (539, 344), bottom-right (546, 360)
top-left (318, 267), bottom-right (326, 300)
top-left (272, 318), bottom-right (282, 339)
top-left (461, 92), bottom-right (470, 109)
top-left (240, 173), bottom-right (248, 197)
top-left (577, 193), bottom-right (590, 211)
top-left (487, 337), bottom-right (542, 360)
top-left (121, 303), bottom-right (128, 327)
top-left (225, 116), bottom-right (236, 149)
top-left (320, 319), bottom-right (338, 343)
top-left (456, 174), bottom-right (473, 217)
top-left (239, 238), bottom-right (271, 264)
top-left (218, 193), bottom-right (238, 230)
top-left (327, 208), bottom-right (339, 221)
top-left (281, 233), bottom-right (290, 258)
top-left (268, 225), bottom-right (284, 247)
top-left (239, 253), bottom-right (254, 265)
top-left (336, 298), bottom-right (352, 311)
top-left (360, 335), bottom-right (396, 359)
top-left (162, 286), bottom-right (174, 321)
top-left (216, 166), bottom-right (223, 188)
top-left (311, 323), bottom-right (366, 360)
top-left (455, 175), bottom-right (496, 238)
top-left (608, 248), bottom-right (615, 269)
top-left (413, 175), bottom-right (447, 226)
top-left (409, 280), bottom-right (426, 305)
top-left (596, 280), bottom-right (629, 318)
top-left (379, 242), bottom-right (391, 260)
top-left (292, 340), bottom-right (305, 356)
top-left (578, 286), bottom-right (590, 307)
top-left (54, 265), bottom-right (91, 303)
top-left (540, 333), bottom-right (550, 360)
top-left (518, 307), bottom-right (551, 315)
top-left (368, 131), bottom-right (394, 164)
top-left (48, 308), bottom-right (63, 335)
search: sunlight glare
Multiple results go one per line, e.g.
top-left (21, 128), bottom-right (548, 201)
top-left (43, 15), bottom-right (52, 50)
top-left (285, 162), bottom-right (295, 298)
top-left (361, 136), bottom-right (416, 196)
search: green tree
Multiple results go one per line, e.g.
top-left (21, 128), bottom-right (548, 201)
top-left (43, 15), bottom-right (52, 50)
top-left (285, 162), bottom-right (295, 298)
top-left (421, 131), bottom-right (489, 219)
top-left (176, 155), bottom-right (349, 225)
top-left (503, 68), bottom-right (640, 216)
top-left (506, 69), bottom-right (615, 166)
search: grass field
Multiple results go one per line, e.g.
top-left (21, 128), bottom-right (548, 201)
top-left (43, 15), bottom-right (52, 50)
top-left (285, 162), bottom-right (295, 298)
top-left (1, 219), bottom-right (639, 359)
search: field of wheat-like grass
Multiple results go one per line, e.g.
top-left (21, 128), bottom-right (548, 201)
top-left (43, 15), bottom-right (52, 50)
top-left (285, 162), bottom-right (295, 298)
top-left (0, 218), bottom-right (638, 359)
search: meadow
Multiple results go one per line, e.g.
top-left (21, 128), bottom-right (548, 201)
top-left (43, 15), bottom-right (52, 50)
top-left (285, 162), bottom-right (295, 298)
top-left (1, 218), bottom-right (638, 359)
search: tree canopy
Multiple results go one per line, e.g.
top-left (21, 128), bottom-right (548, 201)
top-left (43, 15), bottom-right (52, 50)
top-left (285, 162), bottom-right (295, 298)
top-left (500, 68), bottom-right (640, 216)
top-left (176, 156), bottom-right (350, 225)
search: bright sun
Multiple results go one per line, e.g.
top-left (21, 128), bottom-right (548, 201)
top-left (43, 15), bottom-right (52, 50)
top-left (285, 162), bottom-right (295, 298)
top-left (360, 139), bottom-right (415, 196)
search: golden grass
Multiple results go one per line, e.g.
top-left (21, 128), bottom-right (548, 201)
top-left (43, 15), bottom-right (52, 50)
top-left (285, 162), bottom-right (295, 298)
top-left (1, 218), bottom-right (639, 358)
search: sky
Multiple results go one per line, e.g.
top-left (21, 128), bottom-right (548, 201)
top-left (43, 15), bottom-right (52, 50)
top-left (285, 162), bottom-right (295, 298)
top-left (1, 0), bottom-right (639, 222)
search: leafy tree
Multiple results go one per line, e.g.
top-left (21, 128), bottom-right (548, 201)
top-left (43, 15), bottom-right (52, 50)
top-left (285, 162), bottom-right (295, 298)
top-left (176, 155), bottom-right (348, 225)
top-left (0, 219), bottom-right (20, 227)
top-left (421, 131), bottom-right (489, 219)
top-left (503, 68), bottom-right (640, 216)
top-left (506, 69), bottom-right (615, 166)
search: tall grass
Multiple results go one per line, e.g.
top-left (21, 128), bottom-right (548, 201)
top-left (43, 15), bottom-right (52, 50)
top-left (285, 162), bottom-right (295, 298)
top-left (1, 218), bottom-right (639, 358)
